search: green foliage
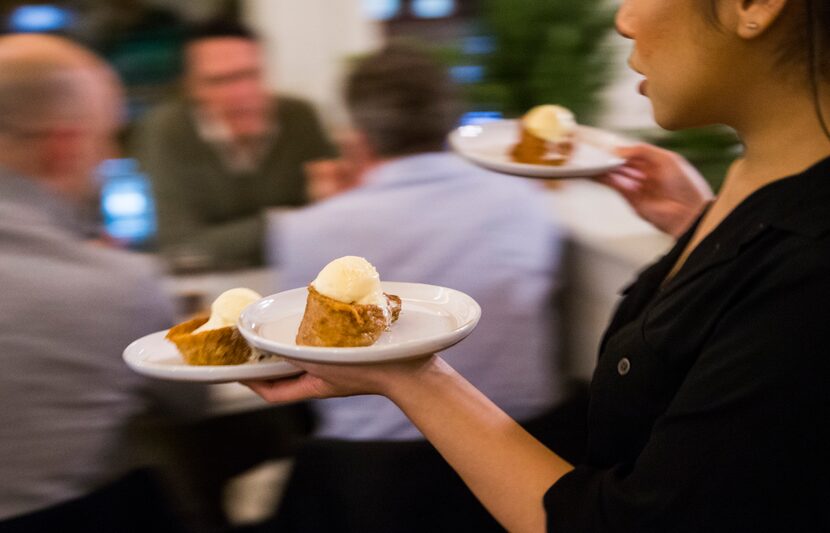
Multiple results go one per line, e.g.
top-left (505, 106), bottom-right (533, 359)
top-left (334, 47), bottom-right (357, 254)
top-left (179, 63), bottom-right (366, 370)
top-left (477, 0), bottom-right (616, 123)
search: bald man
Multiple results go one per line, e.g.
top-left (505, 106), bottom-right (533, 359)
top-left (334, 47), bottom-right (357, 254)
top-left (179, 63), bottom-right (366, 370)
top-left (0, 35), bottom-right (200, 530)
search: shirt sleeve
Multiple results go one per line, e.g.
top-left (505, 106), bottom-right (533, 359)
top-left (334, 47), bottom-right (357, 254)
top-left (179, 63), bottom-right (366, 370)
top-left (544, 243), bottom-right (830, 532)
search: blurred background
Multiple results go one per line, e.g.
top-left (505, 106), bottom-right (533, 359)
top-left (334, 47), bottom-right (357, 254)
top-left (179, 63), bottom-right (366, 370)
top-left (0, 0), bottom-right (739, 186)
top-left (0, 0), bottom-right (739, 251)
top-left (0, 1), bottom-right (741, 532)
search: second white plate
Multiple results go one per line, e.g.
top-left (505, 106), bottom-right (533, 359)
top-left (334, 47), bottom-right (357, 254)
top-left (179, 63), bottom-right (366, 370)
top-left (239, 282), bottom-right (481, 364)
top-left (448, 119), bottom-right (626, 179)
top-left (123, 331), bottom-right (303, 383)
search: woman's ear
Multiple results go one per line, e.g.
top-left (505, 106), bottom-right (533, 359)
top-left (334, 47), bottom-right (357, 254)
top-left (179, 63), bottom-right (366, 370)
top-left (733, 0), bottom-right (790, 39)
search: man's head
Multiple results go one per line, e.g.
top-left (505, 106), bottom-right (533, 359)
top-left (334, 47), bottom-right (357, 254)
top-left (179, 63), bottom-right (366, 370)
top-left (184, 20), bottom-right (270, 139)
top-left (345, 43), bottom-right (459, 161)
top-left (0, 34), bottom-right (122, 202)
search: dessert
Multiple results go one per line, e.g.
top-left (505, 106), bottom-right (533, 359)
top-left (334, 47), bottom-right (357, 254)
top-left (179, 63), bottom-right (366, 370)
top-left (296, 256), bottom-right (401, 347)
top-left (511, 104), bottom-right (577, 166)
top-left (166, 288), bottom-right (262, 365)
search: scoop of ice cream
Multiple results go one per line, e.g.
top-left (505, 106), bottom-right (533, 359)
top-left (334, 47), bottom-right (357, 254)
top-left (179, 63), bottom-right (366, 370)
top-left (193, 288), bottom-right (262, 333)
top-left (523, 104), bottom-right (576, 142)
top-left (312, 256), bottom-right (386, 307)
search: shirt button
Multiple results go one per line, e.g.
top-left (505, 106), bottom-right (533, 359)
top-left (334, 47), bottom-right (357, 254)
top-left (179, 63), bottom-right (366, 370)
top-left (617, 357), bottom-right (631, 376)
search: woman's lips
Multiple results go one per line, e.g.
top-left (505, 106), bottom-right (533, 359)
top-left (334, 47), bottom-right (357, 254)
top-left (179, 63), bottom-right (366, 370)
top-left (638, 79), bottom-right (648, 96)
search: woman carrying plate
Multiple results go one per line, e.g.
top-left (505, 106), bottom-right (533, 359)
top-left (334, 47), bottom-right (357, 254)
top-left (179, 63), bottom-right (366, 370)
top-left (245, 0), bottom-right (830, 531)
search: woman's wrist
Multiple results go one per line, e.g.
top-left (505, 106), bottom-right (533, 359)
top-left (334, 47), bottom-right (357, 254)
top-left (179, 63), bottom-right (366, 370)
top-left (377, 355), bottom-right (457, 404)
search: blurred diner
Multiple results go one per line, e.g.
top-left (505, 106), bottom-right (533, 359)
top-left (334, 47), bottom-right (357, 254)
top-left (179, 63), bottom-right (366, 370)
top-left (0, 34), bottom-right (204, 532)
top-left (131, 19), bottom-right (335, 272)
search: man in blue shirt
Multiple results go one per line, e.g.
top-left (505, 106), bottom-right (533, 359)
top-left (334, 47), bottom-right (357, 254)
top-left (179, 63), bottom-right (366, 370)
top-left (272, 43), bottom-right (565, 441)
top-left (266, 43), bottom-right (572, 532)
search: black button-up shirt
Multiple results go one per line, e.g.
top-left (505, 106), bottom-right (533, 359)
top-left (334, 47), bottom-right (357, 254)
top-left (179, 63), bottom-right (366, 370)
top-left (545, 156), bottom-right (830, 532)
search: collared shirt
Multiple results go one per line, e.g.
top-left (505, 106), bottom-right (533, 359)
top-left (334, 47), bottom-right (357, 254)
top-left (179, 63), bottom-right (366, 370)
top-left (192, 107), bottom-right (277, 174)
top-left (545, 156), bottom-right (830, 532)
top-left (269, 152), bottom-right (565, 440)
top-left (0, 169), bottom-right (204, 519)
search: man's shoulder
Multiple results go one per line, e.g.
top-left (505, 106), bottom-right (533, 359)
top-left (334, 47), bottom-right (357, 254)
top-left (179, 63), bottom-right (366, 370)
top-left (137, 98), bottom-right (193, 132)
top-left (275, 94), bottom-right (321, 120)
top-left (428, 154), bottom-right (547, 203)
top-left (64, 247), bottom-right (173, 326)
top-left (130, 98), bottom-right (200, 157)
top-left (1, 226), bottom-right (169, 308)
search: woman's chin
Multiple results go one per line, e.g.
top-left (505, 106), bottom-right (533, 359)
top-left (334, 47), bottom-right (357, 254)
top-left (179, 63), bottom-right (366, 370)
top-left (652, 110), bottom-right (706, 132)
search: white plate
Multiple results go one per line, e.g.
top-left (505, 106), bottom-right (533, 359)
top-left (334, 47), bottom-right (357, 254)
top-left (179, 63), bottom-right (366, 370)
top-left (238, 282), bottom-right (481, 364)
top-left (123, 331), bottom-right (302, 383)
top-left (448, 119), bottom-right (626, 179)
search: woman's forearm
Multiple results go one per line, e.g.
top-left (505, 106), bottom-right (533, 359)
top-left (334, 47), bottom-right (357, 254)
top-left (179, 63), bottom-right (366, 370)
top-left (244, 355), bottom-right (574, 531)
top-left (384, 357), bottom-right (573, 533)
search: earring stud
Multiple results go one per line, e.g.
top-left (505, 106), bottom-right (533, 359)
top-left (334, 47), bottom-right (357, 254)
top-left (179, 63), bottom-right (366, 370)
top-left (746, 21), bottom-right (759, 30)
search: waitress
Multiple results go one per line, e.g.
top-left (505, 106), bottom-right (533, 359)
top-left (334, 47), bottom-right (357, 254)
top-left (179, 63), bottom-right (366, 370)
top-left (246, 0), bottom-right (830, 531)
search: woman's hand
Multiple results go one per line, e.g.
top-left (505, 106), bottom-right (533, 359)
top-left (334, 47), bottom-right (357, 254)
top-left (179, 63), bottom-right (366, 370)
top-left (597, 144), bottom-right (714, 237)
top-left (242, 354), bottom-right (440, 404)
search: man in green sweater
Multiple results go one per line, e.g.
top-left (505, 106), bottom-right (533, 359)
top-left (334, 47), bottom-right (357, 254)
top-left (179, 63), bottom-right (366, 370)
top-left (132, 20), bottom-right (335, 270)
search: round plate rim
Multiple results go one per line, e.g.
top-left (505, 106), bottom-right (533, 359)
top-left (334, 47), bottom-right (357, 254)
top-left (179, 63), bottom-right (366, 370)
top-left (448, 120), bottom-right (627, 179)
top-left (238, 281), bottom-right (482, 364)
top-left (123, 330), bottom-right (303, 383)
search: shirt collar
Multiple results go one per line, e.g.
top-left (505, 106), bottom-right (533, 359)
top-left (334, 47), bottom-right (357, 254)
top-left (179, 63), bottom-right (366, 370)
top-left (192, 105), bottom-right (279, 144)
top-left (362, 152), bottom-right (465, 187)
top-left (192, 107), bottom-right (278, 174)
top-left (654, 154), bottom-right (830, 295)
top-left (193, 107), bottom-right (233, 145)
top-left (692, 154), bottom-right (830, 250)
top-left (757, 155), bottom-right (830, 238)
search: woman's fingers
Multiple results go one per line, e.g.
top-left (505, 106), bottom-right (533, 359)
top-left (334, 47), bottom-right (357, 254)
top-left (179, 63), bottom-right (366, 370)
top-left (614, 165), bottom-right (648, 181)
top-left (614, 144), bottom-right (676, 173)
top-left (598, 171), bottom-right (643, 194)
top-left (614, 143), bottom-right (663, 162)
top-left (242, 372), bottom-right (331, 403)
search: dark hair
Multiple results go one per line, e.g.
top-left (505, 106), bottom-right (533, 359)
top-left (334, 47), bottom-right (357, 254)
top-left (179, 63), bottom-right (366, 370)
top-left (776, 0), bottom-right (829, 80)
top-left (705, 0), bottom-right (830, 139)
top-left (184, 18), bottom-right (258, 46)
top-left (704, 0), bottom-right (827, 75)
top-left (345, 43), bottom-right (460, 158)
top-left (804, 0), bottom-right (830, 140)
